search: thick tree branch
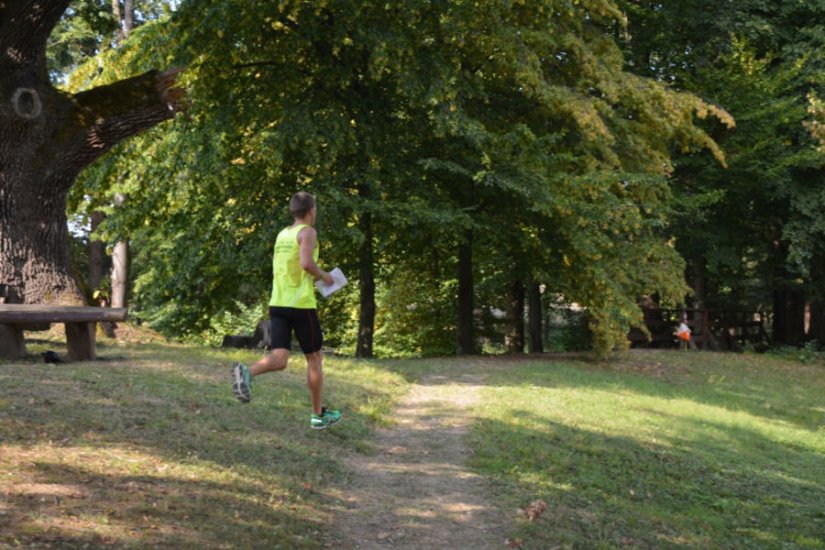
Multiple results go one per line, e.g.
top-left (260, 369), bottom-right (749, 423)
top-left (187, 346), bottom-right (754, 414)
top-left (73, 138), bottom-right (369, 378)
top-left (62, 67), bottom-right (185, 170)
top-left (0, 0), bottom-right (71, 68)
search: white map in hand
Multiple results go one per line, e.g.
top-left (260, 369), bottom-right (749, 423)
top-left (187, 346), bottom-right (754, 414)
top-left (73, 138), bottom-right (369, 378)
top-left (315, 267), bottom-right (348, 298)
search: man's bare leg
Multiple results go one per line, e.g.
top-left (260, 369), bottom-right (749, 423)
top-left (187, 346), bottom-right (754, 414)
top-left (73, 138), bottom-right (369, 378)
top-left (305, 351), bottom-right (323, 415)
top-left (250, 348), bottom-right (289, 377)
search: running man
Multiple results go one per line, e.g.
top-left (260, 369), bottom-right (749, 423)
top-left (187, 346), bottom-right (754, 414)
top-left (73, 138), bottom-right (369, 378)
top-left (232, 191), bottom-right (342, 430)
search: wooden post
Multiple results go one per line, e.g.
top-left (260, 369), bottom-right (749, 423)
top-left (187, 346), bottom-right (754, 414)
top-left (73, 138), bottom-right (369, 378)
top-left (65, 322), bottom-right (96, 361)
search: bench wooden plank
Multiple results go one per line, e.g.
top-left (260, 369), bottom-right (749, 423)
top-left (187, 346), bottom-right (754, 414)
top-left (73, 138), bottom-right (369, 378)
top-left (0, 305), bottom-right (127, 324)
top-left (0, 305), bottom-right (128, 361)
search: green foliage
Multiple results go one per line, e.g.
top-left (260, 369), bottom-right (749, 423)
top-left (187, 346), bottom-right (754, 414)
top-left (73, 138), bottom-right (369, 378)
top-left (546, 302), bottom-right (593, 352)
top-left (48, 0), bottom-right (117, 81)
top-left (65, 0), bottom-right (729, 355)
top-left (375, 269), bottom-right (459, 358)
top-left (187, 300), bottom-right (266, 347)
top-left (620, 0), bottom-right (825, 343)
top-left (768, 340), bottom-right (825, 365)
top-left (49, 1), bottom-right (178, 82)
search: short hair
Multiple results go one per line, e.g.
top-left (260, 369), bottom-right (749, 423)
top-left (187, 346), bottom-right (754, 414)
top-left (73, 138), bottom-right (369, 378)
top-left (289, 191), bottom-right (316, 219)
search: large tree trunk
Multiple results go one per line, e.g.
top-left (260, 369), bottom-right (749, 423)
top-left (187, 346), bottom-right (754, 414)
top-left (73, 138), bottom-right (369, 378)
top-left (527, 280), bottom-right (543, 353)
top-left (457, 231), bottom-right (476, 354)
top-left (356, 206), bottom-right (375, 358)
top-left (0, 1), bottom-right (182, 305)
top-left (0, 171), bottom-right (80, 304)
top-left (504, 279), bottom-right (525, 353)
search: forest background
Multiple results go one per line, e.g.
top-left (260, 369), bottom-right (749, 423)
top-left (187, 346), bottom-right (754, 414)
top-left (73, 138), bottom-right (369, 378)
top-left (44, 0), bottom-right (825, 358)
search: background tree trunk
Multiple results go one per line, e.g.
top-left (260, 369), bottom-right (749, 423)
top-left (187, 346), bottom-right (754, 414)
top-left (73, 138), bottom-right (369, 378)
top-left (110, 240), bottom-right (129, 308)
top-left (109, 193), bottom-right (129, 308)
top-left (111, 0), bottom-right (124, 41)
top-left (808, 301), bottom-right (825, 345)
top-left (691, 260), bottom-right (706, 348)
top-left (123, 0), bottom-right (134, 37)
top-left (527, 280), bottom-right (543, 353)
top-left (457, 231), bottom-right (476, 354)
top-left (356, 207), bottom-right (375, 358)
top-left (88, 210), bottom-right (106, 295)
top-left (505, 279), bottom-right (525, 353)
top-left (772, 287), bottom-right (806, 346)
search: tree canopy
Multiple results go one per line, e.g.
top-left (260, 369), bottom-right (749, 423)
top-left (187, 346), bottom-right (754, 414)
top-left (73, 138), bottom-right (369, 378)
top-left (61, 0), bottom-right (734, 356)
top-left (23, 0), bottom-right (825, 356)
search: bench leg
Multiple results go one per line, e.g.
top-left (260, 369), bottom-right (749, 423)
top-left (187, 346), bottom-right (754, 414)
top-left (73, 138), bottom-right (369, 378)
top-left (66, 322), bottom-right (96, 361)
top-left (0, 324), bottom-right (26, 359)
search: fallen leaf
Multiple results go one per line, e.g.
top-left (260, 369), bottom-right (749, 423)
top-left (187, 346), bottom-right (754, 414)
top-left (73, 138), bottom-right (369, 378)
top-left (377, 532), bottom-right (392, 540)
top-left (524, 499), bottom-right (548, 522)
top-left (505, 538), bottom-right (523, 548)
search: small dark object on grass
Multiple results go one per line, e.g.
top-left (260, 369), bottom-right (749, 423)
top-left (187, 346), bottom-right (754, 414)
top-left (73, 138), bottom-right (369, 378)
top-left (42, 350), bottom-right (64, 363)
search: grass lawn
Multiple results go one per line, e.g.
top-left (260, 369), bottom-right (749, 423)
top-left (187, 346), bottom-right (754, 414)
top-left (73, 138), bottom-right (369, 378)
top-left (469, 351), bottom-right (825, 549)
top-left (0, 332), bottom-right (436, 548)
top-left (2, 330), bottom-right (823, 549)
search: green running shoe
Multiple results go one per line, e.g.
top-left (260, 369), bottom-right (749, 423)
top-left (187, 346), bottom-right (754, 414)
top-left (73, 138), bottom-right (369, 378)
top-left (231, 362), bottom-right (252, 403)
top-left (310, 407), bottom-right (342, 430)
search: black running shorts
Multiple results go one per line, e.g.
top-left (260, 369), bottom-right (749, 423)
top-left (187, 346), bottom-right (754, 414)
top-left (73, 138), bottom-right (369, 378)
top-left (269, 306), bottom-right (323, 354)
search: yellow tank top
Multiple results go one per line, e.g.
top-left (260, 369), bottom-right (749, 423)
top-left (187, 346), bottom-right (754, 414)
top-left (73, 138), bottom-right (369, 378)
top-left (269, 224), bottom-right (318, 309)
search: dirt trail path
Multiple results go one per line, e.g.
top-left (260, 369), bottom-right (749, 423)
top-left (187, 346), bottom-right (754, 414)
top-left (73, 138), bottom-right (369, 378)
top-left (330, 371), bottom-right (506, 549)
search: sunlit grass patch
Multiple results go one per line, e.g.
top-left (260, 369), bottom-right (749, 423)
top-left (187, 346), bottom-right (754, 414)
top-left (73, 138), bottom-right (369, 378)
top-left (468, 351), bottom-right (825, 549)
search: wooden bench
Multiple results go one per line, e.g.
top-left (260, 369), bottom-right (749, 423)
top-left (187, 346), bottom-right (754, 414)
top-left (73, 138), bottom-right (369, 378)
top-left (0, 305), bottom-right (128, 361)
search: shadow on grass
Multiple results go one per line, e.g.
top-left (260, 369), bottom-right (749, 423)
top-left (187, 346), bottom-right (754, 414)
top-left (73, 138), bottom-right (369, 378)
top-left (468, 409), bottom-right (825, 548)
top-left (2, 461), bottom-right (324, 549)
top-left (0, 347), bottom-right (409, 548)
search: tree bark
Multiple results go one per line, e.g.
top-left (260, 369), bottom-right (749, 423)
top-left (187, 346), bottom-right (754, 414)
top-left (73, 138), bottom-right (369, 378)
top-left (122, 0), bottom-right (134, 37)
top-left (504, 279), bottom-right (525, 353)
top-left (110, 240), bottom-right (129, 308)
top-left (0, 1), bottom-right (183, 305)
top-left (356, 206), bottom-right (375, 358)
top-left (457, 231), bottom-right (476, 354)
top-left (111, 0), bottom-right (124, 41)
top-left (109, 192), bottom-right (129, 308)
top-left (527, 279), bottom-right (543, 353)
